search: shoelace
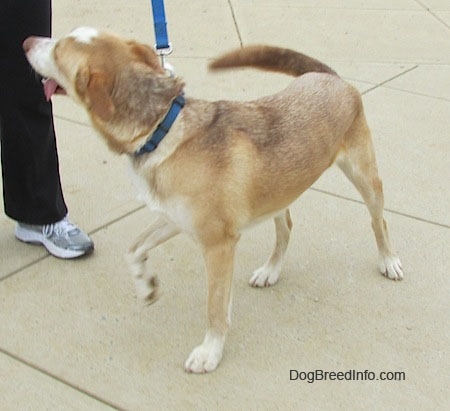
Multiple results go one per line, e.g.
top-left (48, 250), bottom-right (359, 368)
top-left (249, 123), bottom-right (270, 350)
top-left (42, 217), bottom-right (79, 238)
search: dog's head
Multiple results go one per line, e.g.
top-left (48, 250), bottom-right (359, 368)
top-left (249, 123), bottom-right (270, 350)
top-left (23, 27), bottom-right (184, 152)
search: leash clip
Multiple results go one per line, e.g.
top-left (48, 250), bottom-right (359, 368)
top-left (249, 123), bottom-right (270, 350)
top-left (155, 43), bottom-right (175, 76)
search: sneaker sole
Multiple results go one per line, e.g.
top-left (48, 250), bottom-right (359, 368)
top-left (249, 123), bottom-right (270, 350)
top-left (15, 226), bottom-right (91, 259)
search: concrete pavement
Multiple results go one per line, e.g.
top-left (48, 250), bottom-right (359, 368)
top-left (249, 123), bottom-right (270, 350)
top-left (1, 1), bottom-right (449, 409)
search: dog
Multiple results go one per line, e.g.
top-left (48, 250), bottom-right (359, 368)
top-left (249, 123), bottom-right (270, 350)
top-left (23, 27), bottom-right (403, 373)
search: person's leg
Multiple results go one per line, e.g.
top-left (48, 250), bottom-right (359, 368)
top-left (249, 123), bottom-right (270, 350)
top-left (0, 0), bottom-right (67, 225)
top-left (0, 0), bottom-right (93, 258)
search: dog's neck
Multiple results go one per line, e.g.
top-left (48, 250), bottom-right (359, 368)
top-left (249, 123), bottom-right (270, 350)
top-left (133, 93), bottom-right (185, 156)
top-left (91, 66), bottom-right (185, 155)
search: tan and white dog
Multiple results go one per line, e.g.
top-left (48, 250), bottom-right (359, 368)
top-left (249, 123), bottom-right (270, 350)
top-left (23, 27), bottom-right (403, 373)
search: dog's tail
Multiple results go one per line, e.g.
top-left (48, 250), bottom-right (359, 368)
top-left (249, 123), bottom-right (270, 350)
top-left (209, 45), bottom-right (336, 77)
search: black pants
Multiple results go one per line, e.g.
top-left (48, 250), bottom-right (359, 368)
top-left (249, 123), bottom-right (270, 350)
top-left (0, 0), bottom-right (67, 225)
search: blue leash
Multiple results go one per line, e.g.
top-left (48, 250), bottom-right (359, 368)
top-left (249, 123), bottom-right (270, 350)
top-left (150, 0), bottom-right (173, 68)
top-left (150, 0), bottom-right (170, 50)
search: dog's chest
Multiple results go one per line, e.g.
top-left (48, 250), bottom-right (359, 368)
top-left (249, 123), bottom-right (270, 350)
top-left (129, 161), bottom-right (194, 234)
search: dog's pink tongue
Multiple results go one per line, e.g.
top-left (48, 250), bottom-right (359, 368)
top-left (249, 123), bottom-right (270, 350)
top-left (42, 78), bottom-right (59, 101)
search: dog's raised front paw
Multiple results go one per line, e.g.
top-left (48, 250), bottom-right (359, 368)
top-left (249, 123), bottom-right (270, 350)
top-left (137, 275), bottom-right (160, 304)
top-left (125, 252), bottom-right (160, 304)
top-left (132, 274), bottom-right (160, 305)
top-left (379, 255), bottom-right (403, 281)
top-left (249, 264), bottom-right (280, 287)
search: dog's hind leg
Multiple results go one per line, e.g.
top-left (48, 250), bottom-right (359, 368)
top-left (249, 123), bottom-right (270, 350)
top-left (126, 216), bottom-right (180, 304)
top-left (249, 209), bottom-right (293, 287)
top-left (337, 110), bottom-right (403, 280)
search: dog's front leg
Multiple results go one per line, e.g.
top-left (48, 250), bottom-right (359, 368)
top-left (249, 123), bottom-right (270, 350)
top-left (126, 217), bottom-right (180, 304)
top-left (185, 236), bottom-right (238, 373)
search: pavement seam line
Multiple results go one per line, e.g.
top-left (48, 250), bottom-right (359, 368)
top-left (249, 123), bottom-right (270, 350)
top-left (0, 347), bottom-right (127, 411)
top-left (53, 115), bottom-right (92, 127)
top-left (361, 65), bottom-right (419, 95)
top-left (0, 255), bottom-right (50, 283)
top-left (382, 85), bottom-right (450, 103)
top-left (414, 0), bottom-right (450, 29)
top-left (87, 204), bottom-right (147, 236)
top-left (227, 0), bottom-right (243, 47)
top-left (310, 187), bottom-right (450, 229)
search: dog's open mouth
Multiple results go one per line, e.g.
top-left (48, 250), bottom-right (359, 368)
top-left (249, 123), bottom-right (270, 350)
top-left (42, 78), bottom-right (66, 101)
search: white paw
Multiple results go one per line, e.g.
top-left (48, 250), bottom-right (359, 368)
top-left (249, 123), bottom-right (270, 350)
top-left (249, 264), bottom-right (280, 287)
top-left (379, 255), bottom-right (404, 281)
top-left (184, 333), bottom-right (224, 374)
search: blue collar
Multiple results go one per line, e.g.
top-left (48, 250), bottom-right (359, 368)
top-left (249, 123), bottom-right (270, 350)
top-left (134, 94), bottom-right (185, 156)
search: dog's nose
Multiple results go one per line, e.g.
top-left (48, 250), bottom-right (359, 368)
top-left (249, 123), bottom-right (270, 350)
top-left (23, 36), bottom-right (38, 52)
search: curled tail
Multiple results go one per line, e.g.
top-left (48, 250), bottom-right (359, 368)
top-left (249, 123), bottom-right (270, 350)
top-left (209, 45), bottom-right (336, 77)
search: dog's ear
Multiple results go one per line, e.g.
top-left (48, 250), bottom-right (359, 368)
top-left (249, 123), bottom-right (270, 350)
top-left (75, 67), bottom-right (115, 122)
top-left (128, 41), bottom-right (165, 74)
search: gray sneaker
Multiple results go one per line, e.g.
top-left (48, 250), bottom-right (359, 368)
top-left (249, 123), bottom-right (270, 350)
top-left (15, 216), bottom-right (94, 259)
